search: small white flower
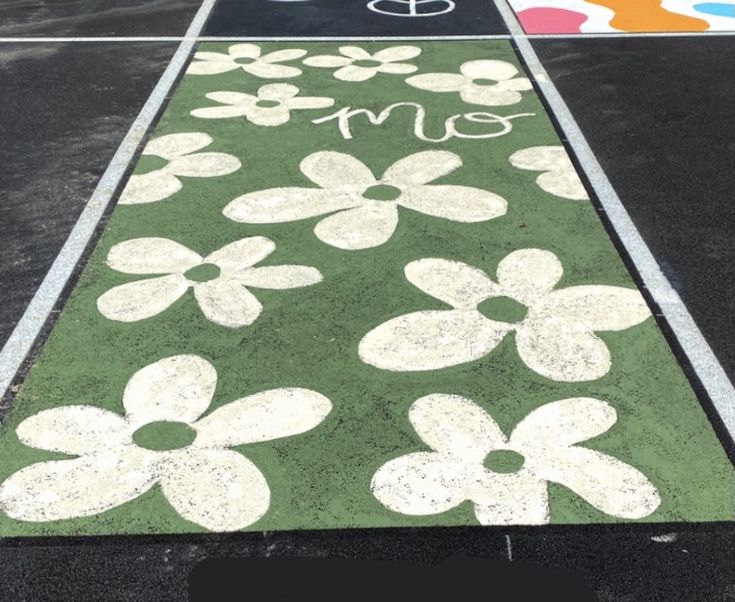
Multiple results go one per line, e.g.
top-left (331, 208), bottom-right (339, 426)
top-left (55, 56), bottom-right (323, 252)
top-left (406, 59), bottom-right (533, 107)
top-left (118, 133), bottom-right (241, 205)
top-left (191, 83), bottom-right (334, 127)
top-left (224, 150), bottom-right (507, 250)
top-left (303, 45), bottom-right (421, 82)
top-left (359, 249), bottom-right (651, 381)
top-left (97, 236), bottom-right (322, 328)
top-left (372, 394), bottom-right (661, 525)
top-left (186, 43), bottom-right (306, 79)
top-left (0, 355), bottom-right (332, 531)
top-left (510, 145), bottom-right (589, 201)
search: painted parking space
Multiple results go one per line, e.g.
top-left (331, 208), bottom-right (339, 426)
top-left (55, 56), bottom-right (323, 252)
top-left (0, 39), bottom-right (732, 536)
top-left (0, 42), bottom-right (179, 348)
top-left (203, 0), bottom-right (509, 36)
top-left (507, 0), bottom-right (735, 33)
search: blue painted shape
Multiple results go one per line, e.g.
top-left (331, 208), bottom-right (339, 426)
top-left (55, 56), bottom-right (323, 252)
top-left (694, 2), bottom-right (735, 18)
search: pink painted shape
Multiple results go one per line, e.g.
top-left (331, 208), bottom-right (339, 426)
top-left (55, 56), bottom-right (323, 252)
top-left (517, 7), bottom-right (588, 34)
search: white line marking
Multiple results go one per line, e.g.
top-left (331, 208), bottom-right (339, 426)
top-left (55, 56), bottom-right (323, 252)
top-left (505, 534), bottom-right (513, 561)
top-left (493, 0), bottom-right (735, 439)
top-left (197, 35), bottom-right (514, 40)
top-left (0, 36), bottom-right (191, 42)
top-left (0, 0), bottom-right (219, 400)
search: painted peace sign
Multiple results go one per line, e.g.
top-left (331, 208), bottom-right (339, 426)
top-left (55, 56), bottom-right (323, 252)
top-left (367, 0), bottom-right (456, 18)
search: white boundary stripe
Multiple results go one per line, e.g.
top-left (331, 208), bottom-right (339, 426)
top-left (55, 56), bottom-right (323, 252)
top-left (492, 0), bottom-right (735, 438)
top-left (0, 0), bottom-right (218, 400)
top-left (0, 36), bottom-right (191, 42)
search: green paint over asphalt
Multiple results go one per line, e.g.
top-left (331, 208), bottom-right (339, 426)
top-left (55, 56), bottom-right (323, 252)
top-left (0, 41), bottom-right (732, 534)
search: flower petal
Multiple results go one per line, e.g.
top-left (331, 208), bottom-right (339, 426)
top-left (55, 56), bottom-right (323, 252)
top-left (118, 171), bottom-right (182, 205)
top-left (261, 48), bottom-right (307, 63)
top-left (359, 310), bottom-right (510, 371)
top-left (0, 448), bottom-right (157, 522)
top-left (382, 150), bottom-right (462, 186)
top-left (106, 237), bottom-right (202, 274)
top-left (228, 43), bottom-right (262, 59)
top-left (537, 170), bottom-right (589, 201)
top-left (204, 236), bottom-right (275, 273)
top-left (303, 55), bottom-right (353, 68)
top-left (461, 85), bottom-right (525, 107)
top-left (245, 61), bottom-right (302, 79)
top-left (285, 95), bottom-right (335, 110)
top-left (371, 452), bottom-right (469, 516)
top-left (169, 152), bottom-right (241, 178)
top-left (373, 45), bottom-right (421, 62)
top-left (16, 406), bottom-right (130, 456)
top-left (191, 105), bottom-right (250, 120)
top-left (144, 132), bottom-right (213, 159)
top-left (97, 275), bottom-right (188, 322)
top-left (510, 146), bottom-right (588, 201)
top-left (194, 388), bottom-right (332, 448)
top-left (122, 354), bottom-right (217, 426)
top-left (160, 449), bottom-right (269, 531)
top-left (540, 286), bottom-right (651, 331)
top-left (248, 105), bottom-right (292, 127)
top-left (515, 318), bottom-right (612, 382)
top-left (531, 446), bottom-right (661, 520)
top-left (405, 72), bottom-right (466, 93)
top-left (186, 57), bottom-right (237, 75)
top-left (339, 46), bottom-right (371, 60)
top-left (495, 248), bottom-right (563, 306)
top-left (473, 472), bottom-right (550, 525)
top-left (194, 280), bottom-right (263, 328)
top-left (224, 187), bottom-right (360, 224)
top-left (409, 394), bottom-right (506, 462)
top-left (301, 151), bottom-right (375, 189)
top-left (460, 59), bottom-right (519, 82)
top-left (314, 204), bottom-right (398, 250)
top-left (378, 62), bottom-right (418, 75)
top-left (239, 265), bottom-right (323, 289)
top-left (510, 397), bottom-right (618, 452)
top-left (203, 91), bottom-right (255, 106)
top-left (398, 185), bottom-right (508, 223)
top-left (334, 65), bottom-right (376, 82)
top-left (404, 258), bottom-right (495, 309)
top-left (258, 83), bottom-right (299, 101)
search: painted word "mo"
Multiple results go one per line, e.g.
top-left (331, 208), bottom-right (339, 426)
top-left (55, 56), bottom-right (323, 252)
top-left (312, 102), bottom-right (535, 143)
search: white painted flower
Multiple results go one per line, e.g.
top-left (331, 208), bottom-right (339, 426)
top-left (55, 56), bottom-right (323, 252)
top-left (406, 59), bottom-right (533, 107)
top-left (303, 45), bottom-right (421, 82)
top-left (372, 394), bottom-right (660, 525)
top-left (191, 83), bottom-right (334, 127)
top-left (510, 145), bottom-right (589, 201)
top-left (186, 43), bottom-right (306, 79)
top-left (359, 249), bottom-right (650, 381)
top-left (0, 355), bottom-right (332, 531)
top-left (224, 150), bottom-right (507, 250)
top-left (97, 236), bottom-right (322, 327)
top-left (118, 133), bottom-right (241, 205)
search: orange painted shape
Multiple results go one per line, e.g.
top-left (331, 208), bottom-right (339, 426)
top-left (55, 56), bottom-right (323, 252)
top-left (587, 0), bottom-right (710, 31)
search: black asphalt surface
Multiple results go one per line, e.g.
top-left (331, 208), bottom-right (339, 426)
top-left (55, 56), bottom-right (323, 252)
top-left (532, 37), bottom-right (735, 381)
top-left (0, 0), bottom-right (202, 36)
top-left (204, 0), bottom-right (508, 36)
top-left (0, 42), bottom-right (177, 347)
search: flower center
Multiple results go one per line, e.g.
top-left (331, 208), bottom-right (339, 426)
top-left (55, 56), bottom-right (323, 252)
top-left (184, 263), bottom-right (221, 283)
top-left (363, 184), bottom-right (402, 201)
top-left (136, 154), bottom-right (169, 175)
top-left (255, 99), bottom-right (281, 108)
top-left (132, 421), bottom-right (197, 451)
top-left (484, 450), bottom-right (525, 474)
top-left (473, 78), bottom-right (499, 87)
top-left (234, 56), bottom-right (256, 65)
top-left (477, 296), bottom-right (527, 323)
top-left (353, 59), bottom-right (382, 68)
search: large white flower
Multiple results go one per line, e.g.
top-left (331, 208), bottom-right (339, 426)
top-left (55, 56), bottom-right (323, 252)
top-left (359, 249), bottom-right (651, 381)
top-left (191, 83), bottom-right (334, 127)
top-left (118, 133), bottom-right (241, 205)
top-left (371, 394), bottom-right (660, 525)
top-left (510, 145), bottom-right (589, 201)
top-left (0, 355), bottom-right (332, 531)
top-left (97, 236), bottom-right (322, 327)
top-left (303, 45), bottom-right (420, 82)
top-left (186, 43), bottom-right (306, 79)
top-left (224, 150), bottom-right (507, 250)
top-left (406, 59), bottom-right (533, 107)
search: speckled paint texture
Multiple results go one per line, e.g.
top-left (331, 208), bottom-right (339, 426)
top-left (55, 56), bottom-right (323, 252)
top-left (0, 41), bottom-right (732, 535)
